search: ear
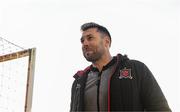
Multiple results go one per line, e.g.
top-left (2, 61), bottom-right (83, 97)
top-left (104, 36), bottom-right (111, 48)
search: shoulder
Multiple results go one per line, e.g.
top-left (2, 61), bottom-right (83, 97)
top-left (125, 59), bottom-right (150, 72)
top-left (116, 53), bottom-right (150, 70)
top-left (116, 54), bottom-right (151, 76)
top-left (126, 59), bottom-right (146, 67)
top-left (117, 54), bottom-right (145, 66)
top-left (115, 54), bottom-right (148, 71)
top-left (73, 66), bottom-right (91, 79)
top-left (125, 59), bottom-right (154, 81)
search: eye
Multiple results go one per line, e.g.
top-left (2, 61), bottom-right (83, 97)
top-left (87, 36), bottom-right (93, 41)
top-left (80, 38), bottom-right (84, 43)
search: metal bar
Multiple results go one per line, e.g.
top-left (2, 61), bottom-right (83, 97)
top-left (24, 48), bottom-right (36, 112)
top-left (0, 50), bottom-right (29, 62)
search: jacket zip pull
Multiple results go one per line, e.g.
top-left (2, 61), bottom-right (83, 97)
top-left (76, 83), bottom-right (81, 89)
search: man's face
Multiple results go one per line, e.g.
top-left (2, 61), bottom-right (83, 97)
top-left (81, 28), bottom-right (106, 62)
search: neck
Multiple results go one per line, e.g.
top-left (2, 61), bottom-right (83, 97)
top-left (92, 52), bottom-right (112, 71)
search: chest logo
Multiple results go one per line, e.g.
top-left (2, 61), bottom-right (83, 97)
top-left (119, 67), bottom-right (133, 79)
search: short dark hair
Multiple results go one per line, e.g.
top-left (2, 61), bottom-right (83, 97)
top-left (81, 22), bottom-right (111, 45)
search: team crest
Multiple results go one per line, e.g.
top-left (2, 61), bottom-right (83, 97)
top-left (119, 67), bottom-right (133, 79)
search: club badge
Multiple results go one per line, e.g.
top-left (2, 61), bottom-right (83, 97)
top-left (119, 67), bottom-right (133, 79)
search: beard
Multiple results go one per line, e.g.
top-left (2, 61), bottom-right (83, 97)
top-left (83, 51), bottom-right (102, 62)
top-left (83, 46), bottom-right (105, 63)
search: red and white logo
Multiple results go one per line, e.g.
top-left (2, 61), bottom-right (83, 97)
top-left (119, 67), bottom-right (133, 79)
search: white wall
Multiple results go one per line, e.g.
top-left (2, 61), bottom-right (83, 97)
top-left (0, 0), bottom-right (179, 111)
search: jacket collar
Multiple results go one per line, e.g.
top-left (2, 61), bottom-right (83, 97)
top-left (73, 54), bottom-right (129, 79)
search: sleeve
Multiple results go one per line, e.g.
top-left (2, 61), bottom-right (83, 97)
top-left (139, 63), bottom-right (171, 111)
top-left (70, 79), bottom-right (76, 112)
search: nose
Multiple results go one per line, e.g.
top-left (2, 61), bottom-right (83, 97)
top-left (82, 39), bottom-right (89, 46)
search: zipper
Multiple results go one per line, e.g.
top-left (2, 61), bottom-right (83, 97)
top-left (72, 83), bottom-right (81, 111)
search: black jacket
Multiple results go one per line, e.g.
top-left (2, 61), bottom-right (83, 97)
top-left (70, 54), bottom-right (171, 112)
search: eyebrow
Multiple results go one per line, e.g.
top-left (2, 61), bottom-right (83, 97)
top-left (80, 34), bottom-right (93, 41)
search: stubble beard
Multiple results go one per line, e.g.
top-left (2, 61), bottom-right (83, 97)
top-left (83, 50), bottom-right (103, 63)
top-left (83, 39), bottom-right (105, 63)
top-left (83, 43), bottom-right (106, 63)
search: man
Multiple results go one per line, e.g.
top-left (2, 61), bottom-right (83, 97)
top-left (70, 22), bottom-right (171, 112)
